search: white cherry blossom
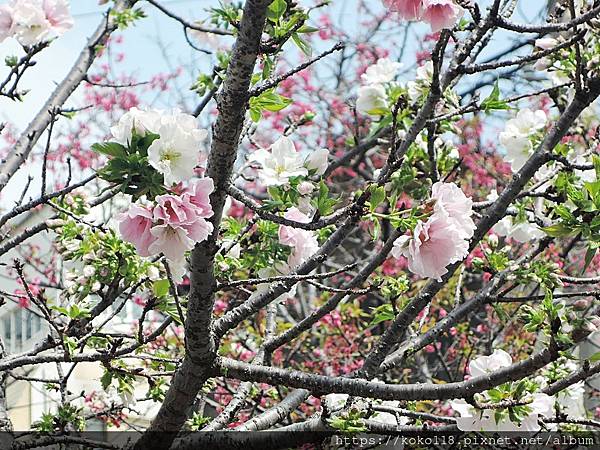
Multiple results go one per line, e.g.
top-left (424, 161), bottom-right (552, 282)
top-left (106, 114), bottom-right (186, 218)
top-left (110, 107), bottom-right (161, 145)
top-left (468, 349), bottom-right (512, 377)
top-left (535, 37), bottom-right (557, 50)
top-left (500, 109), bottom-right (547, 172)
top-left (451, 350), bottom-right (554, 431)
top-left (407, 61), bottom-right (433, 101)
top-left (361, 57), bottom-right (403, 85)
top-left (356, 84), bottom-right (388, 115)
top-left (492, 215), bottom-right (544, 243)
top-left (147, 121), bottom-right (207, 186)
top-left (451, 393), bottom-right (553, 432)
top-left (251, 137), bottom-right (308, 186)
top-left (304, 148), bottom-right (329, 175)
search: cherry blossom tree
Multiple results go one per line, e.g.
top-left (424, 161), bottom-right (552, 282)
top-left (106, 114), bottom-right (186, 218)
top-left (1, 0), bottom-right (600, 449)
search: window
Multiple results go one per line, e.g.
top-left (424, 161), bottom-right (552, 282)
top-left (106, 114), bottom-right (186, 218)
top-left (0, 307), bottom-right (44, 353)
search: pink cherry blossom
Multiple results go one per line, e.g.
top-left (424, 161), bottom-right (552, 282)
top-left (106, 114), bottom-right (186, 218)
top-left (421, 0), bottom-right (463, 32)
top-left (118, 204), bottom-right (156, 257)
top-left (148, 224), bottom-right (196, 261)
top-left (153, 194), bottom-right (199, 227)
top-left (431, 181), bottom-right (475, 239)
top-left (42, 0), bottom-right (73, 35)
top-left (384, 0), bottom-right (423, 20)
top-left (0, 5), bottom-right (13, 42)
top-left (278, 207), bottom-right (310, 246)
top-left (278, 207), bottom-right (319, 267)
top-left (181, 217), bottom-right (213, 244)
top-left (391, 211), bottom-right (468, 281)
top-left (12, 0), bottom-right (49, 45)
top-left (10, 0), bottom-right (73, 46)
top-left (183, 177), bottom-right (214, 218)
top-left (152, 193), bottom-right (214, 256)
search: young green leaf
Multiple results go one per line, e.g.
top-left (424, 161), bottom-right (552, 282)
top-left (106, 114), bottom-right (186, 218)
top-left (152, 279), bottom-right (170, 298)
top-left (481, 80), bottom-right (509, 112)
top-left (91, 142), bottom-right (127, 158)
top-left (267, 0), bottom-right (287, 22)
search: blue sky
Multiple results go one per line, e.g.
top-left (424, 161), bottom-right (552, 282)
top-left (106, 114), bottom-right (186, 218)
top-left (0, 0), bottom-right (547, 202)
top-left (0, 0), bottom-right (547, 125)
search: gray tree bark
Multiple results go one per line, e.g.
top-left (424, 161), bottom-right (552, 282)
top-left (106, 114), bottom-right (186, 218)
top-left (132, 1), bottom-right (272, 448)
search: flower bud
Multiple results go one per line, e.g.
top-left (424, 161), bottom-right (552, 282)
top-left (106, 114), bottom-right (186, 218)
top-left (535, 38), bottom-right (558, 50)
top-left (581, 320), bottom-right (598, 334)
top-left (82, 253), bottom-right (95, 262)
top-left (487, 234), bottom-right (499, 249)
top-left (46, 219), bottom-right (66, 228)
top-left (303, 111), bottom-right (316, 121)
top-left (297, 181), bottom-right (314, 196)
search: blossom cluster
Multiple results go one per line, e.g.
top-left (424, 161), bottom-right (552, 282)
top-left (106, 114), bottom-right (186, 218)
top-left (0, 0), bottom-right (73, 46)
top-left (118, 178), bottom-right (214, 276)
top-left (451, 349), bottom-right (554, 432)
top-left (391, 182), bottom-right (475, 281)
top-left (110, 107), bottom-right (208, 186)
top-left (251, 136), bottom-right (329, 187)
top-left (384, 0), bottom-right (463, 33)
top-left (487, 189), bottom-right (544, 243)
top-left (356, 58), bottom-right (402, 115)
top-left (278, 207), bottom-right (319, 269)
top-left (499, 108), bottom-right (547, 172)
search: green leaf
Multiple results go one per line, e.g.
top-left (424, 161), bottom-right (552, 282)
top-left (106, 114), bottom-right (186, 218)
top-left (369, 304), bottom-right (395, 326)
top-left (256, 91), bottom-right (293, 112)
top-left (583, 247), bottom-right (597, 273)
top-left (593, 154), bottom-right (600, 179)
top-left (368, 185), bottom-right (386, 212)
top-left (542, 223), bottom-right (577, 238)
top-left (135, 132), bottom-right (159, 157)
top-left (296, 25), bottom-right (319, 33)
top-left (91, 142), bottom-right (127, 158)
top-left (481, 80), bottom-right (509, 112)
top-left (262, 56), bottom-right (274, 80)
top-left (152, 279), bottom-right (170, 298)
top-left (110, 7), bottom-right (147, 30)
top-left (589, 351), bottom-right (600, 363)
top-left (267, 0), bottom-right (287, 22)
top-left (52, 306), bottom-right (70, 316)
top-left (248, 90), bottom-right (293, 122)
top-left (249, 106), bottom-right (262, 122)
top-left (313, 180), bottom-right (337, 216)
top-left (100, 371), bottom-right (112, 390)
top-left (492, 303), bottom-right (509, 323)
top-left (5, 55), bottom-right (17, 67)
top-left (291, 32), bottom-right (311, 56)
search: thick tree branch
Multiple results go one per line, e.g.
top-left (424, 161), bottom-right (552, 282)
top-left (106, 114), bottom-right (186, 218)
top-left (134, 1), bottom-right (273, 447)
